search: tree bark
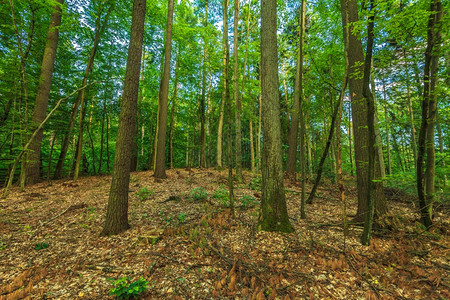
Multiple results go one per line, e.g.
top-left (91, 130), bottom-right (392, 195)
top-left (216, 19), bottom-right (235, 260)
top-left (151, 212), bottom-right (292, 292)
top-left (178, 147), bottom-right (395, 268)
top-left (416, 0), bottom-right (442, 228)
top-left (101, 0), bottom-right (145, 236)
top-left (217, 0), bottom-right (230, 170)
top-left (286, 0), bottom-right (306, 178)
top-left (340, 0), bottom-right (385, 224)
top-left (168, 57), bottom-right (179, 169)
top-left (200, 0), bottom-right (208, 168)
top-left (154, 0), bottom-right (175, 179)
top-left (233, 0), bottom-right (242, 181)
top-left (24, 0), bottom-right (63, 184)
top-left (382, 79), bottom-right (392, 175)
top-left (258, 0), bottom-right (294, 233)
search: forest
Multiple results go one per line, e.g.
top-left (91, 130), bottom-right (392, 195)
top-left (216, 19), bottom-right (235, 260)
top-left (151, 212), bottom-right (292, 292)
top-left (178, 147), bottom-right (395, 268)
top-left (0, 0), bottom-right (449, 298)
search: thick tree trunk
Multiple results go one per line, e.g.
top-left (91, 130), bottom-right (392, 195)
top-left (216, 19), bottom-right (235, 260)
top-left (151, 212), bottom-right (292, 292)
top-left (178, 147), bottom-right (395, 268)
top-left (24, 0), bottom-right (62, 184)
top-left (258, 0), bottom-right (294, 233)
top-left (154, 0), bottom-right (175, 179)
top-left (101, 0), bottom-right (145, 236)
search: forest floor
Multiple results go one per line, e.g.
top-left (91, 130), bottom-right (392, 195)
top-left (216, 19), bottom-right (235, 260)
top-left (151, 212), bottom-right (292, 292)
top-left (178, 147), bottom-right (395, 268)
top-left (0, 168), bottom-right (449, 299)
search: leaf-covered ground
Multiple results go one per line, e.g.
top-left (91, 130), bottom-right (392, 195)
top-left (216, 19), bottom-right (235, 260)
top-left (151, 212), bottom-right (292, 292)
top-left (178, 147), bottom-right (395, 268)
top-left (0, 168), bottom-right (449, 299)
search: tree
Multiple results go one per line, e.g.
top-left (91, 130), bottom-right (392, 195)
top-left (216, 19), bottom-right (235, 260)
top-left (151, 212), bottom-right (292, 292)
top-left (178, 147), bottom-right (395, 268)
top-left (258, 0), bottom-right (294, 233)
top-left (233, 0), bottom-right (242, 181)
top-left (154, 0), bottom-right (175, 179)
top-left (217, 0), bottom-right (230, 170)
top-left (416, 0), bottom-right (443, 228)
top-left (101, 0), bottom-right (146, 236)
top-left (53, 1), bottom-right (114, 179)
top-left (200, 0), bottom-right (208, 168)
top-left (339, 0), bottom-right (386, 225)
top-left (23, 0), bottom-right (63, 185)
top-left (286, 0), bottom-right (306, 179)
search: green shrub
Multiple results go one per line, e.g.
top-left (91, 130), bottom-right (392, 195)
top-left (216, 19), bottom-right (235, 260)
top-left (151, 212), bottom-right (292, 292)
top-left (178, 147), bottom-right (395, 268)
top-left (178, 213), bottom-right (186, 224)
top-left (249, 176), bottom-right (262, 191)
top-left (240, 195), bottom-right (258, 208)
top-left (136, 187), bottom-right (153, 201)
top-left (35, 242), bottom-right (49, 250)
top-left (190, 187), bottom-right (208, 201)
top-left (109, 277), bottom-right (148, 299)
top-left (212, 185), bottom-right (229, 207)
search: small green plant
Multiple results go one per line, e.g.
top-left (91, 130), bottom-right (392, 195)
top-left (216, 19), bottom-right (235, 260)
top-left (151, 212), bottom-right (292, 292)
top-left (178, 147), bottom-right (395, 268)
top-left (212, 185), bottom-right (229, 207)
top-left (35, 242), bottom-right (49, 250)
top-left (136, 187), bottom-right (153, 201)
top-left (178, 213), bottom-right (186, 224)
top-left (240, 195), bottom-right (258, 208)
top-left (108, 276), bottom-right (148, 299)
top-left (0, 241), bottom-right (6, 250)
top-left (249, 176), bottom-right (262, 191)
top-left (189, 187), bottom-right (208, 201)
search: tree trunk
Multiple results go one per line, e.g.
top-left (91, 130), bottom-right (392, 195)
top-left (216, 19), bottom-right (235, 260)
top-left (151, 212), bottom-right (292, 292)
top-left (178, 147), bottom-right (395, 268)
top-left (340, 0), bottom-right (385, 225)
top-left (286, 0), bottom-right (306, 177)
top-left (168, 57), bottom-right (179, 169)
top-left (154, 0), bottom-right (175, 179)
top-left (257, 92), bottom-right (262, 172)
top-left (360, 0), bottom-right (377, 246)
top-left (98, 98), bottom-right (106, 174)
top-left (217, 0), bottom-right (230, 170)
top-left (233, 0), bottom-right (242, 181)
top-left (53, 3), bottom-right (113, 179)
top-left (403, 49), bottom-right (418, 167)
top-left (73, 89), bottom-right (88, 180)
top-left (250, 120), bottom-right (255, 172)
top-left (382, 79), bottom-right (392, 175)
top-left (258, 0), bottom-right (294, 233)
top-left (200, 0), bottom-right (208, 168)
top-left (87, 95), bottom-right (96, 175)
top-left (416, 0), bottom-right (442, 228)
top-left (24, 0), bottom-right (62, 184)
top-left (307, 68), bottom-right (348, 205)
top-left (101, 0), bottom-right (145, 236)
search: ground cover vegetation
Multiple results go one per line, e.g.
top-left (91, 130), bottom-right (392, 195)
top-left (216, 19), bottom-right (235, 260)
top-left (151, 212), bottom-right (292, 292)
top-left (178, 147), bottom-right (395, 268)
top-left (0, 0), bottom-right (449, 298)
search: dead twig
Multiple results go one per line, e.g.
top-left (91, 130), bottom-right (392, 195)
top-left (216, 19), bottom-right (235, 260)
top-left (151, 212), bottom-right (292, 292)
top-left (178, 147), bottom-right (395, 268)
top-left (39, 203), bottom-right (87, 226)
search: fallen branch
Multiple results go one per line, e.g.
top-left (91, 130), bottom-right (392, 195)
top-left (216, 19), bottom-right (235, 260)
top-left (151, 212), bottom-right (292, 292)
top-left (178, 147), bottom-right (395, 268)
top-left (39, 203), bottom-right (87, 226)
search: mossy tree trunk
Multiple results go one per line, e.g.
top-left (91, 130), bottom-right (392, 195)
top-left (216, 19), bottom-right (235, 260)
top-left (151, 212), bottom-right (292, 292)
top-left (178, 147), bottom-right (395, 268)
top-left (258, 0), bottom-right (294, 233)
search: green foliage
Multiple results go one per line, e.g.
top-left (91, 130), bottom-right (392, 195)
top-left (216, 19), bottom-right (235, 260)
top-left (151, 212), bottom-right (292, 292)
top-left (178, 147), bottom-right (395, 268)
top-left (35, 242), bottom-right (49, 250)
top-left (249, 176), bottom-right (262, 191)
top-left (189, 187), bottom-right (208, 201)
top-left (108, 277), bottom-right (148, 299)
top-left (240, 195), bottom-right (258, 208)
top-left (136, 187), bottom-right (153, 201)
top-left (212, 185), bottom-right (229, 207)
top-left (178, 213), bottom-right (186, 224)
